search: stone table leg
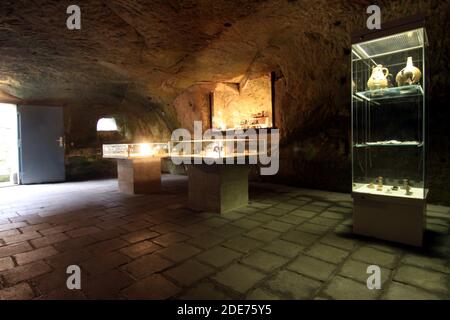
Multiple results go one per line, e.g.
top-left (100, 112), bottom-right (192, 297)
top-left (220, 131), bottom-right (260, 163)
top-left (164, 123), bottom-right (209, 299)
top-left (187, 164), bottom-right (250, 213)
top-left (117, 158), bottom-right (161, 194)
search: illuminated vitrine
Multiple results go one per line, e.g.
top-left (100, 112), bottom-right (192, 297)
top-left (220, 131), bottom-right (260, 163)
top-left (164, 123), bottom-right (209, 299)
top-left (351, 18), bottom-right (428, 246)
top-left (169, 138), bottom-right (260, 160)
top-left (103, 143), bottom-right (169, 159)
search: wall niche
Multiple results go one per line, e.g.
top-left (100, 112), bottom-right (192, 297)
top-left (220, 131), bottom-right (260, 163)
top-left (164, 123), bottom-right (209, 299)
top-left (210, 73), bottom-right (274, 131)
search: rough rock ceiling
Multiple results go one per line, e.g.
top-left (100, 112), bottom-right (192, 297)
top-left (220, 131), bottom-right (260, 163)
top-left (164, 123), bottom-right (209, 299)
top-left (0, 0), bottom-right (369, 106)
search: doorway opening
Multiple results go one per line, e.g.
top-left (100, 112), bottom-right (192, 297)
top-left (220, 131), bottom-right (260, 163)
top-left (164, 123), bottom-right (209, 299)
top-left (0, 103), bottom-right (19, 187)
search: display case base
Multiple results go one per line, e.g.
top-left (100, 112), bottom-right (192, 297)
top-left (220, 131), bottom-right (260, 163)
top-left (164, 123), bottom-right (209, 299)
top-left (117, 158), bottom-right (161, 194)
top-left (187, 164), bottom-right (250, 214)
top-left (352, 192), bottom-right (425, 247)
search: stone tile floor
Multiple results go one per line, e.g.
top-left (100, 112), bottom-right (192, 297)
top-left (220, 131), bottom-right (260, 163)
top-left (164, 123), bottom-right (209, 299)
top-left (0, 175), bottom-right (449, 300)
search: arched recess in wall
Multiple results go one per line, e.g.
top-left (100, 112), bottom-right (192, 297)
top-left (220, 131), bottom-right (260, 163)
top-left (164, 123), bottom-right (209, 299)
top-left (96, 116), bottom-right (125, 143)
top-left (209, 73), bottom-right (279, 132)
top-left (97, 117), bottom-right (118, 131)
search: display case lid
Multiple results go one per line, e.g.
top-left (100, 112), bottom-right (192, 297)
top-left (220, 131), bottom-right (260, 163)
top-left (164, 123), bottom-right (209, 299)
top-left (351, 14), bottom-right (426, 44)
top-left (353, 28), bottom-right (427, 59)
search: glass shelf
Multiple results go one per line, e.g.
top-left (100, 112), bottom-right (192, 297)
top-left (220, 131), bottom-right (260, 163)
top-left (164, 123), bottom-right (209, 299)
top-left (354, 85), bottom-right (423, 102)
top-left (354, 141), bottom-right (423, 148)
top-left (353, 183), bottom-right (425, 200)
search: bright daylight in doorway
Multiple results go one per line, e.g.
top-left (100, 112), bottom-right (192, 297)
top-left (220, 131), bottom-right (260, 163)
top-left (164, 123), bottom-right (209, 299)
top-left (0, 103), bottom-right (18, 186)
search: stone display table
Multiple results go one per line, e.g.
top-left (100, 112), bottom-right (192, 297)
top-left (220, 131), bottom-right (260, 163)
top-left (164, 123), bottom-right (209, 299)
top-left (116, 158), bottom-right (162, 195)
top-left (103, 143), bottom-right (169, 195)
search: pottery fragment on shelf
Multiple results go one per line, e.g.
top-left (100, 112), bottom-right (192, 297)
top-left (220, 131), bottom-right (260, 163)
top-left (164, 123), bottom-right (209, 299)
top-left (405, 184), bottom-right (413, 196)
top-left (402, 178), bottom-right (409, 190)
top-left (376, 176), bottom-right (383, 191)
top-left (396, 57), bottom-right (421, 86)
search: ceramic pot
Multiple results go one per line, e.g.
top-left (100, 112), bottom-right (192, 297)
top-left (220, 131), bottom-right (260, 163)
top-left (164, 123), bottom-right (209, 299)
top-left (367, 65), bottom-right (389, 90)
top-left (396, 57), bottom-right (421, 86)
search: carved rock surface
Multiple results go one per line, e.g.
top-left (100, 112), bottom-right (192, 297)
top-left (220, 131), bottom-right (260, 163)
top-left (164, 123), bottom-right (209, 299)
top-left (0, 0), bottom-right (449, 203)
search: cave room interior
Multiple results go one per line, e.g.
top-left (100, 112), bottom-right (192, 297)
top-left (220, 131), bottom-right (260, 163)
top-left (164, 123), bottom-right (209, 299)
top-left (0, 0), bottom-right (449, 302)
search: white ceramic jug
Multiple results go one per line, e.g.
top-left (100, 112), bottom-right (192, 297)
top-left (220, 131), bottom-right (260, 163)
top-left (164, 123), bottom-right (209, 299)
top-left (367, 65), bottom-right (389, 90)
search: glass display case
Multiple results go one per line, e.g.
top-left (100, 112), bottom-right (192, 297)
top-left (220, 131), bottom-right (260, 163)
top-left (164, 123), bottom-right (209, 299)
top-left (352, 27), bottom-right (427, 198)
top-left (169, 137), bottom-right (271, 213)
top-left (103, 143), bottom-right (169, 159)
top-left (169, 138), bottom-right (261, 160)
top-left (351, 18), bottom-right (428, 246)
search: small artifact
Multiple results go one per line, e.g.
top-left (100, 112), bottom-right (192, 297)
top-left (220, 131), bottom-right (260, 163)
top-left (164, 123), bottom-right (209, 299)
top-left (392, 186), bottom-right (399, 191)
top-left (367, 65), bottom-right (389, 91)
top-left (405, 184), bottom-right (413, 196)
top-left (387, 73), bottom-right (395, 87)
top-left (367, 183), bottom-right (374, 189)
top-left (396, 57), bottom-right (422, 86)
top-left (402, 179), bottom-right (409, 190)
top-left (376, 176), bottom-right (383, 191)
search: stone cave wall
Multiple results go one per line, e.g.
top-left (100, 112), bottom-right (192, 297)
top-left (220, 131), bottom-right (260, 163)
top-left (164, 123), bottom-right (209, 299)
top-left (166, 0), bottom-right (450, 204)
top-left (38, 0), bottom-right (448, 204)
top-left (273, 0), bottom-right (450, 205)
top-left (212, 75), bottom-right (273, 130)
top-left (64, 94), bottom-right (178, 180)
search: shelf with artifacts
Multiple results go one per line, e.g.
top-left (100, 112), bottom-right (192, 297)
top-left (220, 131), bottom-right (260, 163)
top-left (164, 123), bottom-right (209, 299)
top-left (353, 180), bottom-right (428, 201)
top-left (235, 111), bottom-right (271, 130)
top-left (169, 138), bottom-right (262, 161)
top-left (353, 140), bottom-right (423, 148)
top-left (103, 143), bottom-right (169, 159)
top-left (354, 84), bottom-right (423, 102)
